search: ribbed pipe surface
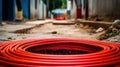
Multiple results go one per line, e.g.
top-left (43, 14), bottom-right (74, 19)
top-left (0, 38), bottom-right (120, 67)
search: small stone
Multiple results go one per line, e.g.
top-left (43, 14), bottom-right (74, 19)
top-left (0, 22), bottom-right (3, 26)
top-left (112, 19), bottom-right (120, 28)
top-left (17, 34), bottom-right (24, 36)
top-left (8, 37), bottom-right (12, 40)
top-left (22, 37), bottom-right (27, 39)
top-left (51, 31), bottom-right (57, 34)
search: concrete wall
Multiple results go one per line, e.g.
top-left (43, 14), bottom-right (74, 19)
top-left (37, 0), bottom-right (46, 19)
top-left (30, 0), bottom-right (46, 20)
top-left (30, 0), bottom-right (36, 19)
top-left (43, 4), bottom-right (47, 19)
top-left (82, 0), bottom-right (120, 18)
top-left (0, 0), bottom-right (46, 21)
top-left (37, 0), bottom-right (42, 19)
top-left (71, 0), bottom-right (77, 19)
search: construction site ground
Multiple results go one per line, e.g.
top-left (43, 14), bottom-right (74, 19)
top-left (0, 19), bottom-right (119, 43)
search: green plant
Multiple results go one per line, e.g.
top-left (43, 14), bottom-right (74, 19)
top-left (42, 0), bottom-right (67, 11)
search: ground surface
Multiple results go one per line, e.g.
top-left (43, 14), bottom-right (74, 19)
top-left (0, 20), bottom-right (119, 43)
top-left (0, 20), bottom-right (103, 41)
top-left (106, 31), bottom-right (120, 42)
top-left (25, 23), bottom-right (101, 39)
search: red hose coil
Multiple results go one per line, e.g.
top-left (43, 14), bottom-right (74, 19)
top-left (0, 38), bottom-right (120, 67)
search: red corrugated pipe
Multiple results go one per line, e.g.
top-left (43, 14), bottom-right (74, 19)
top-left (0, 38), bottom-right (120, 67)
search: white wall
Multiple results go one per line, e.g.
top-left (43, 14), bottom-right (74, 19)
top-left (44, 4), bottom-right (47, 19)
top-left (85, 0), bottom-right (120, 18)
top-left (30, 0), bottom-right (36, 19)
top-left (30, 0), bottom-right (46, 20)
top-left (70, 0), bottom-right (77, 19)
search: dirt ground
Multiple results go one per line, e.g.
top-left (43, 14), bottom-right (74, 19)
top-left (1, 20), bottom-right (119, 42)
top-left (25, 23), bottom-right (102, 39)
top-left (0, 20), bottom-right (105, 41)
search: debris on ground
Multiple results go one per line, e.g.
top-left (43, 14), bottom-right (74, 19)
top-left (98, 19), bottom-right (120, 42)
top-left (0, 23), bottom-right (3, 26)
top-left (95, 18), bottom-right (103, 21)
top-left (1, 20), bottom-right (119, 42)
top-left (17, 34), bottom-right (24, 36)
top-left (106, 34), bottom-right (120, 42)
top-left (95, 27), bottom-right (104, 33)
top-left (98, 28), bottom-right (120, 40)
top-left (51, 31), bottom-right (57, 34)
top-left (8, 37), bottom-right (12, 40)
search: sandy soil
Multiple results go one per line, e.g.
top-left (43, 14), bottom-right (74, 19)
top-left (26, 23), bottom-right (101, 40)
top-left (0, 21), bottom-right (105, 41)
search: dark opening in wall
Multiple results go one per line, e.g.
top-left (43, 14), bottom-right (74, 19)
top-left (2, 0), bottom-right (15, 21)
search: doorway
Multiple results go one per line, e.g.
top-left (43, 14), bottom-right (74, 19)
top-left (2, 0), bottom-right (16, 21)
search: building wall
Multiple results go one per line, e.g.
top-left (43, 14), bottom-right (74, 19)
top-left (2, 0), bottom-right (16, 21)
top-left (89, 0), bottom-right (113, 17)
top-left (37, 0), bottom-right (46, 19)
top-left (71, 0), bottom-right (77, 19)
top-left (70, 0), bottom-right (82, 19)
top-left (0, 0), bottom-right (2, 21)
top-left (43, 4), bottom-right (47, 19)
top-left (0, 0), bottom-right (47, 21)
top-left (76, 0), bottom-right (82, 18)
top-left (82, 0), bottom-right (120, 18)
top-left (21, 0), bottom-right (30, 19)
top-left (16, 0), bottom-right (30, 20)
top-left (30, 0), bottom-right (36, 19)
top-left (30, 0), bottom-right (46, 20)
top-left (37, 0), bottom-right (42, 19)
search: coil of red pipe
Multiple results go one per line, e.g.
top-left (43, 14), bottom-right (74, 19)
top-left (0, 38), bottom-right (120, 67)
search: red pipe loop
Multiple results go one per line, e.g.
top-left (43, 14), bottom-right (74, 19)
top-left (0, 38), bottom-right (120, 67)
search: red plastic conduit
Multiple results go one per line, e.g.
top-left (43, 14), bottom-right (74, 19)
top-left (0, 38), bottom-right (120, 67)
